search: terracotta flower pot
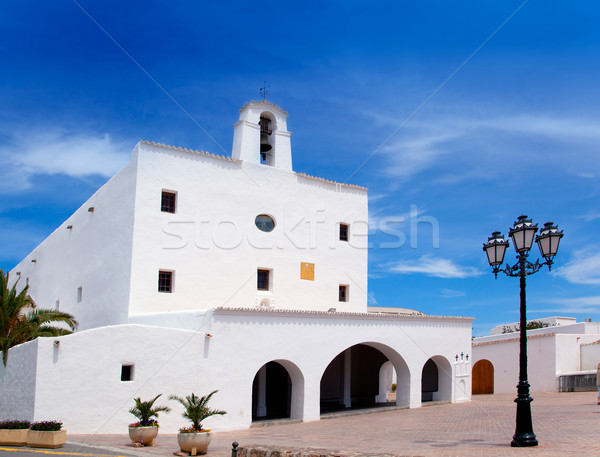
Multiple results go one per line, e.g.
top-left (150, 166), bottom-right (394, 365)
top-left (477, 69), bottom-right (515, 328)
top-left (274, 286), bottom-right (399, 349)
top-left (177, 431), bottom-right (211, 455)
top-left (128, 426), bottom-right (159, 446)
top-left (0, 429), bottom-right (29, 446)
top-left (27, 429), bottom-right (67, 449)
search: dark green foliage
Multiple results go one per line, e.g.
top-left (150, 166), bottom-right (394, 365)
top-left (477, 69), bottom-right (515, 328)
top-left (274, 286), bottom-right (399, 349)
top-left (30, 421), bottom-right (62, 431)
top-left (502, 320), bottom-right (551, 334)
top-left (0, 420), bottom-right (30, 429)
top-left (0, 269), bottom-right (78, 365)
top-left (129, 394), bottom-right (171, 426)
top-left (169, 390), bottom-right (226, 431)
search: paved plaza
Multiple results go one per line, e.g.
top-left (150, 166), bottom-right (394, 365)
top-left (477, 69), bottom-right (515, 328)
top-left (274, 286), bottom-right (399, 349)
top-left (59, 392), bottom-right (600, 457)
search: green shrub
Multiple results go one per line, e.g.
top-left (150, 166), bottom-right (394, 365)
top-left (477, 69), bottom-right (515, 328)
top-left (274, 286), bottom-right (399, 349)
top-left (30, 421), bottom-right (62, 431)
top-left (0, 420), bottom-right (30, 429)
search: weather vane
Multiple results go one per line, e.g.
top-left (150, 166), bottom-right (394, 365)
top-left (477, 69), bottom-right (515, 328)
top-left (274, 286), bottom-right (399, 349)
top-left (259, 80), bottom-right (270, 100)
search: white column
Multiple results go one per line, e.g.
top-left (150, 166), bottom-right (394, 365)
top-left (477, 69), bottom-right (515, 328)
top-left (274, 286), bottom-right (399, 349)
top-left (256, 365), bottom-right (267, 417)
top-left (343, 348), bottom-right (352, 408)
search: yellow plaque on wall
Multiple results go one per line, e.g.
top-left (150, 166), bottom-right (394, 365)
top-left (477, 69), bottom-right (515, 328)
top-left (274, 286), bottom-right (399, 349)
top-left (300, 262), bottom-right (315, 281)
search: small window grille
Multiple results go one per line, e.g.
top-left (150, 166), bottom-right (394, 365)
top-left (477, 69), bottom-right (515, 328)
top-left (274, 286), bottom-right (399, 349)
top-left (161, 191), bottom-right (177, 213)
top-left (158, 271), bottom-right (173, 293)
top-left (339, 224), bottom-right (349, 242)
top-left (257, 269), bottom-right (270, 291)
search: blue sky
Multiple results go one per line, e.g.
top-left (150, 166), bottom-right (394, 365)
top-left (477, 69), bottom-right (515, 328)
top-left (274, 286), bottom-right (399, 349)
top-left (1, 1), bottom-right (599, 336)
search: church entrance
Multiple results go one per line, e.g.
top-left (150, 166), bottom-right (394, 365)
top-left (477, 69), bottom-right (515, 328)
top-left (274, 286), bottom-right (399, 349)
top-left (251, 361), bottom-right (292, 421)
top-left (319, 344), bottom-right (398, 413)
top-left (472, 359), bottom-right (494, 394)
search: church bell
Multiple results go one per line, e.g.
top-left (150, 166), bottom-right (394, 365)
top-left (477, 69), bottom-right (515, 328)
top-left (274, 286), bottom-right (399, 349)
top-left (259, 116), bottom-right (272, 153)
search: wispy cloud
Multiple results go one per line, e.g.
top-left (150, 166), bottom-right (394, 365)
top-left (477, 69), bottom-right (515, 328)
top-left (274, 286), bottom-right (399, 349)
top-left (370, 112), bottom-right (600, 183)
top-left (384, 255), bottom-right (482, 279)
top-left (0, 129), bottom-right (129, 192)
top-left (533, 296), bottom-right (600, 314)
top-left (440, 288), bottom-right (466, 298)
top-left (581, 211), bottom-right (600, 222)
top-left (554, 248), bottom-right (600, 285)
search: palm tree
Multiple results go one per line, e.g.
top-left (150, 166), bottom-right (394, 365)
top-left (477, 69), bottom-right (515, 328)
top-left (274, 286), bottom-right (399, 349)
top-left (129, 394), bottom-right (171, 426)
top-left (0, 269), bottom-right (78, 365)
top-left (169, 391), bottom-right (226, 431)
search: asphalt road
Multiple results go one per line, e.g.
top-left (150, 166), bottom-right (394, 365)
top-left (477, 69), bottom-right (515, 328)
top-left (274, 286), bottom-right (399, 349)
top-left (0, 443), bottom-right (144, 457)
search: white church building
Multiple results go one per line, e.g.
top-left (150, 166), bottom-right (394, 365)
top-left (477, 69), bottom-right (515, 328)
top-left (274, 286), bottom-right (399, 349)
top-left (0, 100), bottom-right (473, 433)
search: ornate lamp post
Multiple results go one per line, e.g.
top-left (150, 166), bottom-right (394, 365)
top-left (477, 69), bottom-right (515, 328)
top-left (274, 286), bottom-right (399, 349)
top-left (482, 215), bottom-right (563, 447)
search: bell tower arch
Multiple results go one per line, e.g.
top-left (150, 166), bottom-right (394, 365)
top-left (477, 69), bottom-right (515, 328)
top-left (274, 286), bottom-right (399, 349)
top-left (232, 100), bottom-right (292, 171)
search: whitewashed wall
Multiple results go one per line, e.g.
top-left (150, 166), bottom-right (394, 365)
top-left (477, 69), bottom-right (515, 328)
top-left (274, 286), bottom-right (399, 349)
top-left (128, 142), bottom-right (368, 317)
top-left (0, 340), bottom-right (38, 420)
top-left (9, 155), bottom-right (139, 330)
top-left (581, 341), bottom-right (600, 371)
top-left (14, 311), bottom-right (471, 433)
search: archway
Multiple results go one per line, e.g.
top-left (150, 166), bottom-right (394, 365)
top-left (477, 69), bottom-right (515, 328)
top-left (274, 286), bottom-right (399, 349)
top-left (472, 359), bottom-right (494, 394)
top-left (319, 343), bottom-right (409, 413)
top-left (421, 356), bottom-right (452, 402)
top-left (252, 360), bottom-right (304, 421)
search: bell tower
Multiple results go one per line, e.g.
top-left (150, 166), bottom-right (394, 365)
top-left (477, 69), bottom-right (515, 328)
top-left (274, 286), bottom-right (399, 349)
top-left (231, 100), bottom-right (292, 171)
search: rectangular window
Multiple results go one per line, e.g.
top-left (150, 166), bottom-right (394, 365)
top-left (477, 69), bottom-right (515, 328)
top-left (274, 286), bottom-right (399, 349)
top-left (339, 223), bottom-right (349, 242)
top-left (161, 191), bottom-right (177, 213)
top-left (77, 287), bottom-right (83, 303)
top-left (339, 285), bottom-right (348, 302)
top-left (121, 364), bottom-right (134, 382)
top-left (158, 270), bottom-right (173, 293)
top-left (55, 300), bottom-right (60, 311)
top-left (257, 269), bottom-right (270, 291)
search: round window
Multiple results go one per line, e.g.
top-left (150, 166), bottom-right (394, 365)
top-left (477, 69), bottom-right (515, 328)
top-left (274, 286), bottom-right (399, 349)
top-left (255, 214), bottom-right (275, 232)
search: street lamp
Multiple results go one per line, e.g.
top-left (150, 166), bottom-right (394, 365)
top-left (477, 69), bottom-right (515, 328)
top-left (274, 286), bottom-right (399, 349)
top-left (482, 215), bottom-right (563, 448)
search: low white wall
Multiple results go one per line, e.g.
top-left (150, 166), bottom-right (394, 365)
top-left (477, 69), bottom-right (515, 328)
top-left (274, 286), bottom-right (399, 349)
top-left (7, 311), bottom-right (472, 433)
top-left (581, 341), bottom-right (600, 371)
top-left (472, 334), bottom-right (557, 394)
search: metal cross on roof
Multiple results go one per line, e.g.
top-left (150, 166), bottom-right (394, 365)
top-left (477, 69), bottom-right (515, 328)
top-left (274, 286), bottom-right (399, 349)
top-left (260, 80), bottom-right (270, 100)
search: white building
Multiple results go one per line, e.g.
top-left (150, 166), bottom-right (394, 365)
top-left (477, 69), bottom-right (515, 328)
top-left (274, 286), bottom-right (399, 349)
top-left (472, 316), bottom-right (600, 394)
top-left (0, 100), bottom-right (473, 433)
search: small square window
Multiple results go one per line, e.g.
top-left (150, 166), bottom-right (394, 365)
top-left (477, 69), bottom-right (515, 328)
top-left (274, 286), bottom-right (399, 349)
top-left (121, 364), bottom-right (134, 382)
top-left (161, 191), bottom-right (177, 213)
top-left (339, 285), bottom-right (348, 302)
top-left (257, 269), bottom-right (270, 291)
top-left (158, 271), bottom-right (173, 293)
top-left (77, 287), bottom-right (83, 303)
top-left (339, 224), bottom-right (349, 242)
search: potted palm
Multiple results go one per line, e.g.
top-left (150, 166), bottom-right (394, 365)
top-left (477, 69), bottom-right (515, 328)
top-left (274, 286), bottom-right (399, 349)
top-left (128, 394), bottom-right (170, 446)
top-left (27, 421), bottom-right (66, 448)
top-left (169, 390), bottom-right (226, 455)
top-left (0, 420), bottom-right (30, 446)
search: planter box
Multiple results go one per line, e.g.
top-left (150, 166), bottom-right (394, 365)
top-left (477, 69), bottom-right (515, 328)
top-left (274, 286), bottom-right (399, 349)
top-left (0, 429), bottom-right (29, 446)
top-left (128, 426), bottom-right (159, 446)
top-left (27, 430), bottom-right (67, 449)
top-left (177, 431), bottom-right (211, 455)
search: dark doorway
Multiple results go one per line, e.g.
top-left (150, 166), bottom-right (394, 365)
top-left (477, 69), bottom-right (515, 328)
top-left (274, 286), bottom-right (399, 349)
top-left (421, 359), bottom-right (439, 402)
top-left (252, 361), bottom-right (292, 421)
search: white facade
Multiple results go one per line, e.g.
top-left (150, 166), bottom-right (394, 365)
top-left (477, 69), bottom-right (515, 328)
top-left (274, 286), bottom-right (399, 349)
top-left (1, 100), bottom-right (473, 432)
top-left (472, 317), bottom-right (600, 394)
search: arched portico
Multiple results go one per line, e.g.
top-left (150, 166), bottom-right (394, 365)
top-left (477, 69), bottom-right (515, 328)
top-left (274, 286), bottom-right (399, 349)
top-left (251, 359), bottom-right (304, 421)
top-left (319, 342), bottom-right (410, 413)
top-left (421, 355), bottom-right (452, 402)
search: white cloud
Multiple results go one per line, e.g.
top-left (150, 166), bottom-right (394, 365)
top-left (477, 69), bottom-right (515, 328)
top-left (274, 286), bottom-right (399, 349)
top-left (533, 296), bottom-right (600, 314)
top-left (385, 255), bottom-right (482, 279)
top-left (554, 248), bottom-right (600, 285)
top-left (440, 288), bottom-right (466, 298)
top-left (0, 129), bottom-right (130, 192)
top-left (581, 211), bottom-right (600, 222)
